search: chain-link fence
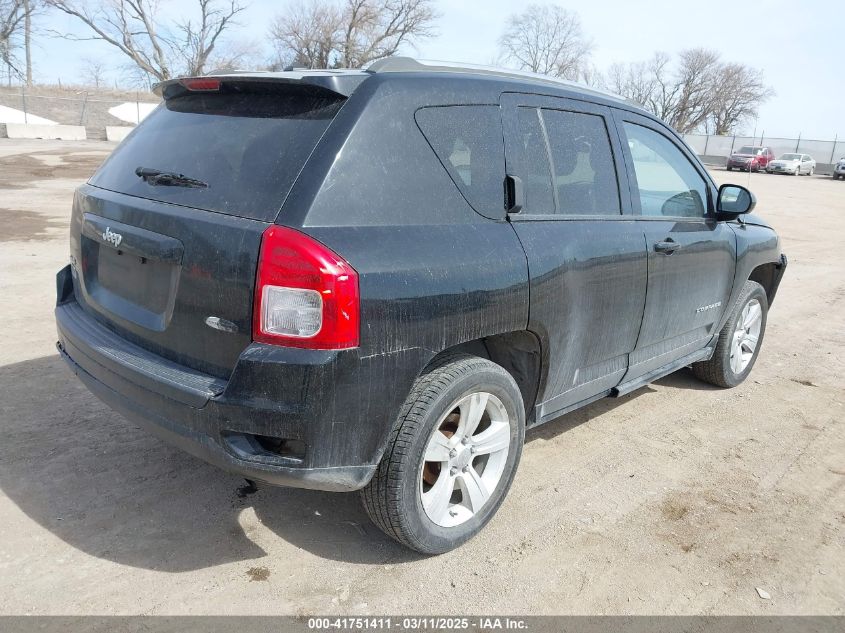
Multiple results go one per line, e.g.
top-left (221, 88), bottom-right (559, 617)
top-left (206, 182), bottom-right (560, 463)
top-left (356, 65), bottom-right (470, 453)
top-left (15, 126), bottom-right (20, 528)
top-left (0, 87), bottom-right (160, 137)
top-left (683, 133), bottom-right (845, 169)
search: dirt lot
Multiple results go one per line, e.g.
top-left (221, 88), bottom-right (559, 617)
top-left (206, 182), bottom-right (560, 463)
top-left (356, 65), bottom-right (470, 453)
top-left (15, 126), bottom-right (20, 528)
top-left (0, 139), bottom-right (843, 615)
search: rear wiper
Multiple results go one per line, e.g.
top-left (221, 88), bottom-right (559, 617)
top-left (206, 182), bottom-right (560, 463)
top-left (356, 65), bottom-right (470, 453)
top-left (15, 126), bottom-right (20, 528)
top-left (135, 167), bottom-right (208, 189)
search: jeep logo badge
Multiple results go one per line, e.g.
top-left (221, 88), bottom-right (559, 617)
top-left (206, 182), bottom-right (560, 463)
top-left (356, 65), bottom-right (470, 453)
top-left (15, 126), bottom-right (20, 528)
top-left (102, 227), bottom-right (123, 248)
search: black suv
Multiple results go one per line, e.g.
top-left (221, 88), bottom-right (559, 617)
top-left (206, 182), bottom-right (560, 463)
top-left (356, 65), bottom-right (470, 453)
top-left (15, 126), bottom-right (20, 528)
top-left (55, 58), bottom-right (786, 554)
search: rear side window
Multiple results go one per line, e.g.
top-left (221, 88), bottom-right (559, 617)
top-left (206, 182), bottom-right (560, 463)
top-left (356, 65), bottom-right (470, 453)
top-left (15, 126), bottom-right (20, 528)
top-left (415, 105), bottom-right (506, 219)
top-left (540, 109), bottom-right (621, 216)
top-left (90, 85), bottom-right (344, 221)
top-left (513, 107), bottom-right (556, 214)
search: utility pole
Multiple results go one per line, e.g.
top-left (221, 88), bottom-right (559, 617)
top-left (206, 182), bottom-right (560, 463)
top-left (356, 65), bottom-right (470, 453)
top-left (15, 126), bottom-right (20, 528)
top-left (24, 0), bottom-right (32, 87)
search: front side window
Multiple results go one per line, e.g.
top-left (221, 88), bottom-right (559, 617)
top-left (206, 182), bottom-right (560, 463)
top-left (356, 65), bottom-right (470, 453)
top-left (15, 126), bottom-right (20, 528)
top-left (623, 122), bottom-right (709, 218)
top-left (415, 105), bottom-right (506, 218)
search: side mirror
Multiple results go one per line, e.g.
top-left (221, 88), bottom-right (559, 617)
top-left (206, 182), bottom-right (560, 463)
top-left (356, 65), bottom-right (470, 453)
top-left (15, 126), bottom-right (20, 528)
top-left (717, 184), bottom-right (756, 217)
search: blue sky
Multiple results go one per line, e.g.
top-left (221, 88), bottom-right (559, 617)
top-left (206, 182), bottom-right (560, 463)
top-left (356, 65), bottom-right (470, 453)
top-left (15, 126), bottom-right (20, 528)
top-left (34, 0), bottom-right (840, 139)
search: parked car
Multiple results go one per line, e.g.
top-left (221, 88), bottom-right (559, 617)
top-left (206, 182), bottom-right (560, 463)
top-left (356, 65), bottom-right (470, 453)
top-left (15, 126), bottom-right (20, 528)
top-left (54, 58), bottom-right (787, 554)
top-left (726, 146), bottom-right (774, 172)
top-left (766, 153), bottom-right (816, 175)
top-left (833, 158), bottom-right (845, 180)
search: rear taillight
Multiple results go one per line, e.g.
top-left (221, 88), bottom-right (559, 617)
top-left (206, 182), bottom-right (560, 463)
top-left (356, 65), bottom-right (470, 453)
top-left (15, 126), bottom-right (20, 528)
top-left (253, 226), bottom-right (359, 349)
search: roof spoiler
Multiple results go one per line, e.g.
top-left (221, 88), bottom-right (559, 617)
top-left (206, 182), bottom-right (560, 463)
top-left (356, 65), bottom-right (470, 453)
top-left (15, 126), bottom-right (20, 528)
top-left (153, 71), bottom-right (370, 99)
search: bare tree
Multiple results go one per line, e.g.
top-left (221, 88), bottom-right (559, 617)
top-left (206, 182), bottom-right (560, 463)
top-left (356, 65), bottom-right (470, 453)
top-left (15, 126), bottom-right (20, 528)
top-left (204, 38), bottom-right (263, 72)
top-left (668, 48), bottom-right (721, 132)
top-left (268, 0), bottom-right (437, 69)
top-left (46, 0), bottom-right (245, 82)
top-left (173, 0), bottom-right (245, 75)
top-left (642, 52), bottom-right (678, 123)
top-left (269, 0), bottom-right (341, 69)
top-left (605, 58), bottom-right (660, 108)
top-left (23, 0), bottom-right (31, 84)
top-left (80, 55), bottom-right (106, 87)
top-left (606, 48), bottom-right (772, 135)
top-left (340, 0), bottom-right (436, 67)
top-left (1, 0), bottom-right (32, 79)
top-left (498, 4), bottom-right (593, 81)
top-left (577, 61), bottom-right (603, 88)
top-left (709, 63), bottom-right (773, 135)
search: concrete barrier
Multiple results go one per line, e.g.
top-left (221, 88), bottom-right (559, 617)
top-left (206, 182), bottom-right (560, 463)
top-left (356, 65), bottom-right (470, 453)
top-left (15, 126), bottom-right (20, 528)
top-left (105, 126), bottom-right (135, 142)
top-left (5, 123), bottom-right (87, 141)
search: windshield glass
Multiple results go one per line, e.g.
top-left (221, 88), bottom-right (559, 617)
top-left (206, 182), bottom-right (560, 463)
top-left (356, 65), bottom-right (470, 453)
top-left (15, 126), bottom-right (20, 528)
top-left (736, 146), bottom-right (762, 154)
top-left (90, 85), bottom-right (345, 221)
top-left (778, 154), bottom-right (801, 161)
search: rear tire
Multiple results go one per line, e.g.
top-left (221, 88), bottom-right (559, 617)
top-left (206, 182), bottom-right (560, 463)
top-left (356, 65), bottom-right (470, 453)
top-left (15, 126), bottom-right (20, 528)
top-left (361, 354), bottom-right (525, 554)
top-left (692, 281), bottom-right (768, 388)
top-left (726, 166), bottom-right (732, 171)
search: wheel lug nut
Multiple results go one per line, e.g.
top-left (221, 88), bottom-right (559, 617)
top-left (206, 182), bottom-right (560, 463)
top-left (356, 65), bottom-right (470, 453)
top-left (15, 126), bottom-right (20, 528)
top-left (449, 467), bottom-right (458, 476)
top-left (449, 449), bottom-right (457, 458)
top-left (461, 437), bottom-right (470, 445)
top-left (470, 446), bottom-right (476, 454)
top-left (462, 466), bottom-right (469, 473)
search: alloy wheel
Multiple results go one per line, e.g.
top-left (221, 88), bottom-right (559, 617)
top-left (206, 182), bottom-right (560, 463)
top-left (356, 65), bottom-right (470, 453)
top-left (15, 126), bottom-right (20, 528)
top-left (730, 298), bottom-right (762, 374)
top-left (419, 392), bottom-right (511, 527)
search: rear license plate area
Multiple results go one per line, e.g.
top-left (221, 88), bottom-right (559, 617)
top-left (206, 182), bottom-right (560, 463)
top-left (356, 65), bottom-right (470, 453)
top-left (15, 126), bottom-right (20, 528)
top-left (79, 214), bottom-right (183, 331)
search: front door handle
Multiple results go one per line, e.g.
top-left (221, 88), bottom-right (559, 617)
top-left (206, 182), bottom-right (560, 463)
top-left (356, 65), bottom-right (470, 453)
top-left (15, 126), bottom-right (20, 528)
top-left (654, 239), bottom-right (682, 254)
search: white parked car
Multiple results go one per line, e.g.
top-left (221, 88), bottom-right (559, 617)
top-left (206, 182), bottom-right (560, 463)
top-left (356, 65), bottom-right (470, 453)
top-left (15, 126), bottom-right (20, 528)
top-left (833, 158), bottom-right (845, 180)
top-left (766, 153), bottom-right (815, 175)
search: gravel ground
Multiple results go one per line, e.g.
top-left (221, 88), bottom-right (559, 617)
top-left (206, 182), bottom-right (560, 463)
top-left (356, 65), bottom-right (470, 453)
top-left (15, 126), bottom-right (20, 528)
top-left (0, 139), bottom-right (842, 615)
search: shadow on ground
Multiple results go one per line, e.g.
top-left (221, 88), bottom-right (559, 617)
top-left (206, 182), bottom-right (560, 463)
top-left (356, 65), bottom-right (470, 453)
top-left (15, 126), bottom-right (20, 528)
top-left (0, 354), bottom-right (706, 572)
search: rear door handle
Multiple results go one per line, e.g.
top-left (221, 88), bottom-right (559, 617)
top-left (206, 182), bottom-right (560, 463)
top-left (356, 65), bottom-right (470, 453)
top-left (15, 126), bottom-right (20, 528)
top-left (654, 239), bottom-right (682, 254)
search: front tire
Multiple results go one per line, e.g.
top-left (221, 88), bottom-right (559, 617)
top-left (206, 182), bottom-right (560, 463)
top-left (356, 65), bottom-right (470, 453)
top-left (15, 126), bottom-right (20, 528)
top-left (693, 281), bottom-right (768, 388)
top-left (361, 354), bottom-right (525, 554)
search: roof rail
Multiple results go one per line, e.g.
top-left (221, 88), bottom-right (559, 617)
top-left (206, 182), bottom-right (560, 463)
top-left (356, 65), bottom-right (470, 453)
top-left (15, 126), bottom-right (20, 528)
top-left (365, 57), bottom-right (625, 102)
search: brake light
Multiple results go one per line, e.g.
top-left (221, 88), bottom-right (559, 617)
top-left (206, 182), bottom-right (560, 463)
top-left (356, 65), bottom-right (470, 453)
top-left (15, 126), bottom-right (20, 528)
top-left (253, 226), bottom-right (359, 349)
top-left (181, 78), bottom-right (221, 91)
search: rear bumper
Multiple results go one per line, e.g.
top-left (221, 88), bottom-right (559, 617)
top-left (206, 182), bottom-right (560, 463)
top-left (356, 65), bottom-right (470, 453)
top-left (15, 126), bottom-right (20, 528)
top-left (55, 267), bottom-right (384, 492)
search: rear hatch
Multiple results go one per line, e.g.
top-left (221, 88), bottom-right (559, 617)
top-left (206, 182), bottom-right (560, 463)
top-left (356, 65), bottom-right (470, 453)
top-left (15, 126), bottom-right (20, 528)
top-left (69, 78), bottom-right (348, 378)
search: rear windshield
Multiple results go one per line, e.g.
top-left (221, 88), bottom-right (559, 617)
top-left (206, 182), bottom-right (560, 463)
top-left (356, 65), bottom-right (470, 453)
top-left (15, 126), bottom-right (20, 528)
top-left (90, 85), bottom-right (344, 221)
